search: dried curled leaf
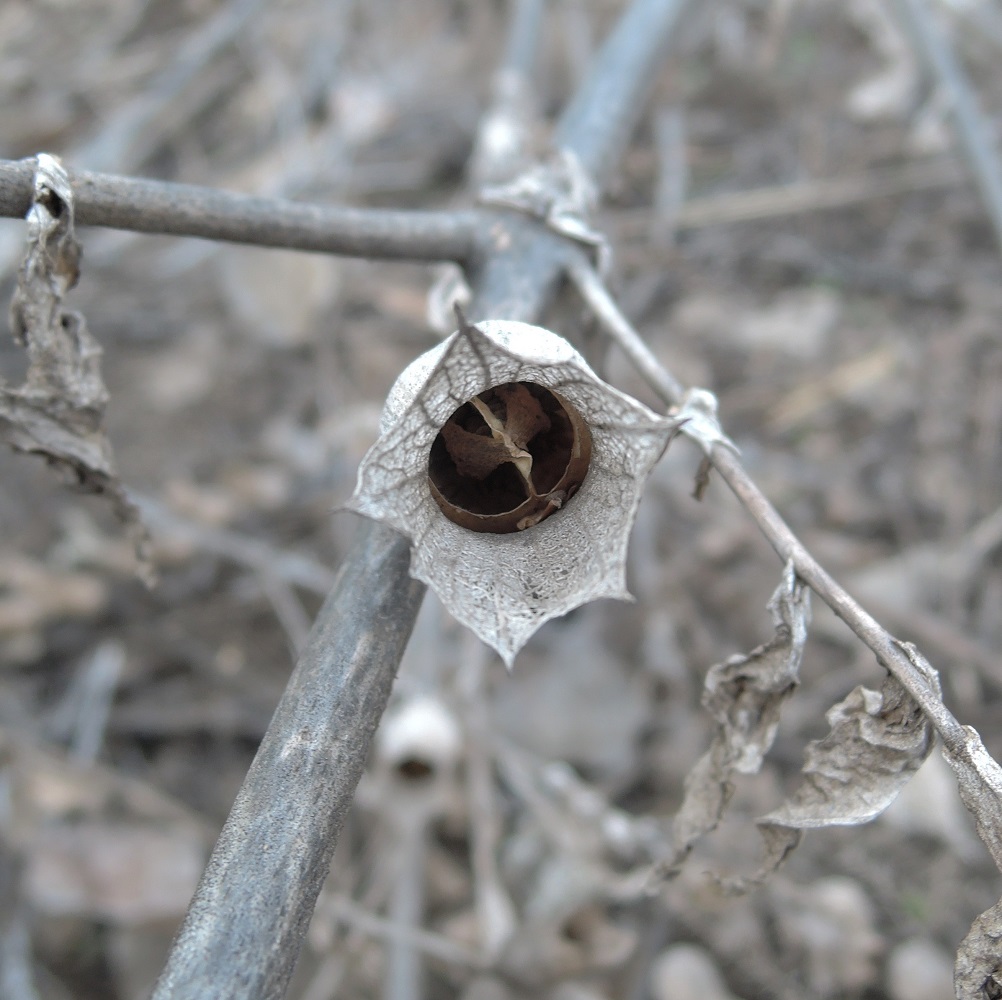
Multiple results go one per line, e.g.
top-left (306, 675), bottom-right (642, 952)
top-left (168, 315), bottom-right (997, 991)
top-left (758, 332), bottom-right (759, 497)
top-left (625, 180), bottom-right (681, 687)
top-left (347, 318), bottom-right (680, 665)
top-left (657, 563), bottom-right (810, 878)
top-left (3, 154), bottom-right (150, 579)
top-left (722, 669), bottom-right (935, 894)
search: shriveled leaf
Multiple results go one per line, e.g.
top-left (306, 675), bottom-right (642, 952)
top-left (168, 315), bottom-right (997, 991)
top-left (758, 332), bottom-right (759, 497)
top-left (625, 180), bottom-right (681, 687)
top-left (722, 670), bottom-right (935, 893)
top-left (704, 561), bottom-right (810, 774)
top-left (657, 563), bottom-right (809, 877)
top-left (955, 899), bottom-right (1002, 1000)
top-left (3, 154), bottom-right (151, 581)
top-left (348, 318), bottom-right (679, 666)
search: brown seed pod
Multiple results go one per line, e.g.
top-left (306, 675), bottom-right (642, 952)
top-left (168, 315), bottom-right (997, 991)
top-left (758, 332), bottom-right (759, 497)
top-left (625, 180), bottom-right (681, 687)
top-left (428, 381), bottom-right (592, 533)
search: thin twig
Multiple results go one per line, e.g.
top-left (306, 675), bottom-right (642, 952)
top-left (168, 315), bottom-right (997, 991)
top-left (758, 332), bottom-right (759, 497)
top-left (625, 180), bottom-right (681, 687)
top-left (862, 595), bottom-right (1000, 683)
top-left (0, 772), bottom-right (39, 1000)
top-left (470, 0), bottom-right (696, 313)
top-left (0, 158), bottom-right (481, 263)
top-left (469, 0), bottom-right (547, 185)
top-left (256, 572), bottom-right (313, 658)
top-left (43, 641), bottom-right (124, 763)
top-left (502, 0), bottom-right (547, 76)
top-left (135, 494), bottom-right (336, 594)
top-left (568, 258), bottom-right (684, 403)
top-left (710, 447), bottom-right (967, 747)
top-left (325, 895), bottom-right (486, 971)
top-left (659, 156), bottom-right (964, 230)
top-left (383, 822), bottom-right (429, 1000)
top-left (457, 632), bottom-right (517, 959)
top-left (67, 641), bottom-right (125, 765)
top-left (652, 106), bottom-right (688, 241)
top-left (893, 0), bottom-right (1002, 253)
top-left (567, 256), bottom-right (972, 754)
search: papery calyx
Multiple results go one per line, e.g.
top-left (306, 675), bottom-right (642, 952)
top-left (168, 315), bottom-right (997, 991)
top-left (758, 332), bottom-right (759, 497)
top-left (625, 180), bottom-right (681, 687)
top-left (347, 317), bottom-right (679, 666)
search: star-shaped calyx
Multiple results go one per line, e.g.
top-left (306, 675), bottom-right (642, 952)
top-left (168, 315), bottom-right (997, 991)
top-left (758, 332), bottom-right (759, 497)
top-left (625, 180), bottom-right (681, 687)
top-left (347, 317), bottom-right (680, 666)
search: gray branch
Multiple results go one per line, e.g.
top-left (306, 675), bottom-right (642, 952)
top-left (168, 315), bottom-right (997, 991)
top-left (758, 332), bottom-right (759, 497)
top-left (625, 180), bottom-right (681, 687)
top-left (0, 158), bottom-right (481, 264)
top-left (151, 520), bottom-right (425, 1000)
top-left (554, 0), bottom-right (691, 189)
top-left (893, 0), bottom-right (1002, 254)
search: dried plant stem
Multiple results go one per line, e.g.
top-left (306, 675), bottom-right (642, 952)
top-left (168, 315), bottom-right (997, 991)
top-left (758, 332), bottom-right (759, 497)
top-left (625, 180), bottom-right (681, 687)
top-left (573, 268), bottom-right (1002, 979)
top-left (458, 632), bottom-right (517, 958)
top-left (469, 0), bottom-right (546, 185)
top-left (0, 787), bottom-right (38, 1000)
top-left (865, 594), bottom-right (1002, 682)
top-left (710, 449), bottom-right (966, 746)
top-left (893, 0), bottom-right (1002, 253)
top-left (652, 106), bottom-right (688, 239)
top-left (0, 158), bottom-right (480, 263)
top-left (65, 640), bottom-right (124, 765)
top-left (384, 822), bottom-right (430, 1000)
top-left (151, 521), bottom-right (425, 1000)
top-left (568, 258), bottom-right (970, 752)
top-left (554, 0), bottom-right (692, 188)
top-left (325, 895), bottom-right (484, 970)
top-left (135, 494), bottom-right (336, 594)
top-left (257, 571), bottom-right (312, 658)
top-left (664, 156), bottom-right (962, 230)
top-left (568, 258), bottom-right (684, 403)
top-left (502, 0), bottom-right (547, 76)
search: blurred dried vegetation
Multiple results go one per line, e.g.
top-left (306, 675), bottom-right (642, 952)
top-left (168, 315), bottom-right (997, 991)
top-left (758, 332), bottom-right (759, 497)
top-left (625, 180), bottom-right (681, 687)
top-left (1, 0), bottom-right (1002, 997)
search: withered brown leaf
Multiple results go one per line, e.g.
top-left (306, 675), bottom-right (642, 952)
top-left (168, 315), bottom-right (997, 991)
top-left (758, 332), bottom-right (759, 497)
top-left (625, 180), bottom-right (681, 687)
top-left (2, 155), bottom-right (151, 581)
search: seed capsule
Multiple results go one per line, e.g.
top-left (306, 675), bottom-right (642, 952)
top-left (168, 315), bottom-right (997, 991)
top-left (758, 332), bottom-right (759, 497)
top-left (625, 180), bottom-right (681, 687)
top-left (346, 317), bottom-right (680, 665)
top-left (428, 381), bottom-right (592, 533)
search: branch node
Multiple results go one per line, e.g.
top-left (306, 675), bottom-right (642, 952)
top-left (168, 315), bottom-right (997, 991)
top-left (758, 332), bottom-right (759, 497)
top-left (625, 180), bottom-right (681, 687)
top-left (479, 150), bottom-right (611, 274)
top-left (675, 387), bottom-right (740, 457)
